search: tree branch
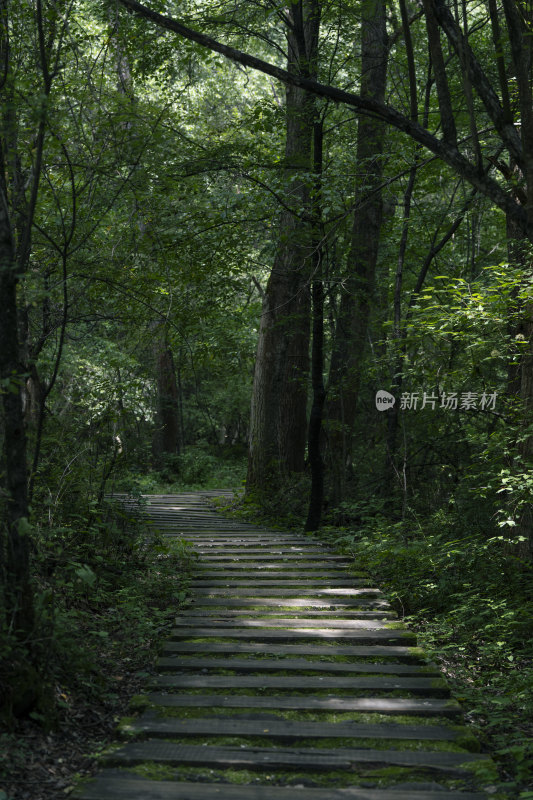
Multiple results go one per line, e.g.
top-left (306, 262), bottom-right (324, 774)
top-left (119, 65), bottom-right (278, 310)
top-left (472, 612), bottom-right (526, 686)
top-left (116, 0), bottom-right (531, 238)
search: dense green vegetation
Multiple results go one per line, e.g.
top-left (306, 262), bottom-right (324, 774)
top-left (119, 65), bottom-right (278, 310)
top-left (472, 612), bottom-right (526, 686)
top-left (1, 0), bottom-right (533, 795)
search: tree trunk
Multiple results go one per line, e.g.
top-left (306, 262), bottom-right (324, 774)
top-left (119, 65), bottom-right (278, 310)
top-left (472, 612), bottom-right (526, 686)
top-left (152, 333), bottom-right (182, 467)
top-left (247, 1), bottom-right (319, 493)
top-left (324, 0), bottom-right (388, 504)
top-left (0, 164), bottom-right (33, 637)
top-left (305, 120), bottom-right (326, 531)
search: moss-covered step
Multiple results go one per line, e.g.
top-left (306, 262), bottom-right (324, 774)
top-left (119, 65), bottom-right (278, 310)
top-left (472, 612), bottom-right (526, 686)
top-left (174, 617), bottom-right (394, 628)
top-left (101, 741), bottom-right (488, 773)
top-left (146, 693), bottom-right (462, 716)
top-left (190, 580), bottom-right (376, 587)
top-left (179, 529), bottom-right (302, 535)
top-left (156, 657), bottom-right (439, 676)
top-left (174, 609), bottom-right (396, 618)
top-left (151, 675), bottom-right (449, 697)
top-left (127, 715), bottom-right (463, 742)
top-left (193, 547), bottom-right (328, 553)
top-left (196, 569), bottom-right (361, 577)
top-left (168, 627), bottom-right (416, 644)
top-left (189, 597), bottom-right (390, 608)
top-left (187, 544), bottom-right (311, 549)
top-left (191, 587), bottom-right (383, 596)
top-left (75, 770), bottom-right (488, 800)
top-left (199, 555), bottom-right (349, 561)
top-left (163, 641), bottom-right (426, 660)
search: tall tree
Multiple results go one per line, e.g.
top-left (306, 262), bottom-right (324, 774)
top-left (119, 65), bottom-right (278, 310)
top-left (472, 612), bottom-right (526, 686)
top-left (324, 0), bottom-right (389, 503)
top-left (0, 0), bottom-right (61, 635)
top-left (247, 0), bottom-right (320, 491)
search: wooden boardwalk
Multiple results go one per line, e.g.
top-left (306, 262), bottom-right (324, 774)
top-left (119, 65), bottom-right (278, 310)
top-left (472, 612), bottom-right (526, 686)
top-left (75, 493), bottom-right (491, 799)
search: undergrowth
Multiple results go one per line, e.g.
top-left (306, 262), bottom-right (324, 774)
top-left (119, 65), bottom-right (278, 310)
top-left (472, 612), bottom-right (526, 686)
top-left (0, 497), bottom-right (197, 791)
top-left (114, 444), bottom-right (247, 494)
top-left (318, 505), bottom-right (533, 798)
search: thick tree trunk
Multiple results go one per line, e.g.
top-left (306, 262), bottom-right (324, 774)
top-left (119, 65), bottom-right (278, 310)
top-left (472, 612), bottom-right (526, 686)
top-left (0, 169), bottom-right (33, 637)
top-left (324, 0), bottom-right (388, 504)
top-left (247, 2), bottom-right (319, 493)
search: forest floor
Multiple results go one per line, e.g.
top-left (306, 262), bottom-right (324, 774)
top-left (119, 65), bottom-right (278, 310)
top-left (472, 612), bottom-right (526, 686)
top-left (1, 663), bottom-right (147, 800)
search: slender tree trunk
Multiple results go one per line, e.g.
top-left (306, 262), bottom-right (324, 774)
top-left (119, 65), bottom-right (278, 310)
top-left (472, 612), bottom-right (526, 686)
top-left (305, 120), bottom-right (325, 531)
top-left (152, 331), bottom-right (182, 467)
top-left (247, 1), bottom-right (319, 493)
top-left (324, 0), bottom-right (388, 504)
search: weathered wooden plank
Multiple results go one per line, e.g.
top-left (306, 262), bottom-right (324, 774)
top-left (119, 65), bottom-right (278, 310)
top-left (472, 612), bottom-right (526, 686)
top-left (189, 597), bottom-right (390, 609)
top-left (188, 541), bottom-right (307, 546)
top-left (198, 565), bottom-right (358, 572)
top-left (164, 640), bottom-right (426, 664)
top-left (186, 540), bottom-right (308, 545)
top-left (156, 656), bottom-right (439, 676)
top-left (174, 617), bottom-right (392, 628)
top-left (104, 742), bottom-right (482, 772)
top-left (191, 587), bottom-right (382, 596)
top-left (162, 641), bottom-right (425, 659)
top-left (169, 627), bottom-right (416, 643)
top-left (151, 675), bottom-right (448, 695)
top-left (147, 693), bottom-right (462, 716)
top-left (130, 715), bottom-right (459, 740)
top-left (199, 555), bottom-right (349, 561)
top-left (196, 572), bottom-right (360, 580)
top-left (194, 547), bottom-right (326, 552)
top-left (76, 772), bottom-right (488, 800)
top-left (190, 580), bottom-right (374, 587)
top-left (177, 608), bottom-right (396, 618)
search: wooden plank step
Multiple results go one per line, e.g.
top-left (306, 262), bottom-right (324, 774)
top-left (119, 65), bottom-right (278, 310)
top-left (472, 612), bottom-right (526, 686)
top-left (169, 627), bottom-right (416, 643)
top-left (198, 565), bottom-right (358, 572)
top-left (192, 547), bottom-right (319, 552)
top-left (189, 597), bottom-right (390, 608)
top-left (190, 580), bottom-right (373, 587)
top-left (199, 554), bottom-right (348, 561)
top-left (186, 540), bottom-right (308, 545)
top-left (157, 656), bottom-right (439, 675)
top-left (173, 617), bottom-right (393, 628)
top-left (187, 534), bottom-right (307, 552)
top-left (145, 506), bottom-right (211, 511)
top-left (153, 521), bottom-right (272, 527)
top-left (130, 714), bottom-right (459, 741)
top-left (193, 546), bottom-right (326, 551)
top-left (191, 587), bottom-right (382, 596)
top-left (155, 524), bottom-right (266, 529)
top-left (181, 526), bottom-right (302, 536)
top-left (104, 741), bottom-right (483, 772)
top-left (152, 675), bottom-right (448, 695)
top-left (76, 772), bottom-right (488, 800)
top-left (147, 693), bottom-right (462, 716)
top-left (163, 641), bottom-right (425, 659)
top-left (177, 608), bottom-right (396, 618)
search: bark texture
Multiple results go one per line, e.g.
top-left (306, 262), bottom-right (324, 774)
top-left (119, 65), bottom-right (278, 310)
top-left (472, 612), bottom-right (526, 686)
top-left (324, 0), bottom-right (388, 503)
top-left (152, 334), bottom-right (182, 466)
top-left (247, 1), bottom-right (319, 491)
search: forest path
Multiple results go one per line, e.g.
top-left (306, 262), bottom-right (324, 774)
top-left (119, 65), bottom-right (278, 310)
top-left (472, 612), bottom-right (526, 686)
top-left (75, 492), bottom-right (491, 800)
